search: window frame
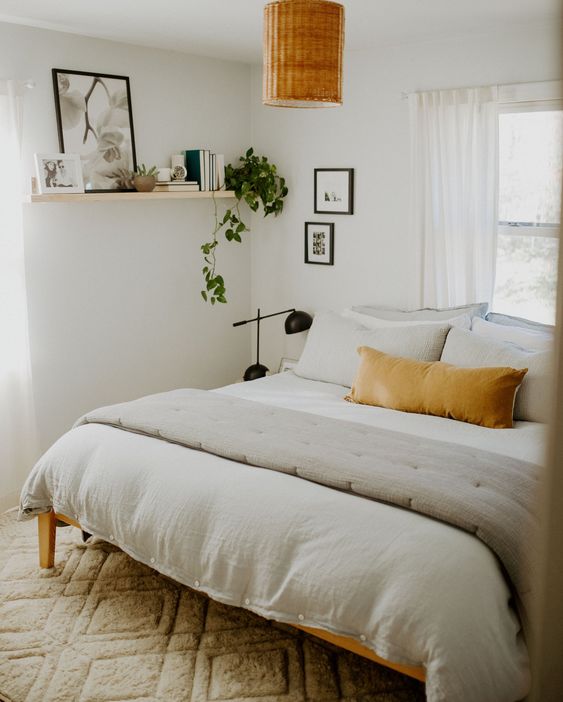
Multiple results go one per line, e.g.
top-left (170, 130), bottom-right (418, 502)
top-left (497, 94), bottom-right (563, 240)
top-left (493, 86), bottom-right (562, 323)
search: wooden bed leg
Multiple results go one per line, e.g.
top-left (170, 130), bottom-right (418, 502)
top-left (38, 510), bottom-right (56, 568)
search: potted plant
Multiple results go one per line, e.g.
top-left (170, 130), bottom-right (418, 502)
top-left (202, 148), bottom-right (288, 304)
top-left (133, 164), bottom-right (158, 192)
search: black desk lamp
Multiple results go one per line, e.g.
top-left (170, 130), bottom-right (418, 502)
top-left (233, 308), bottom-right (313, 381)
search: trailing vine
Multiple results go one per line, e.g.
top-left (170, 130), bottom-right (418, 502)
top-left (201, 148), bottom-right (288, 304)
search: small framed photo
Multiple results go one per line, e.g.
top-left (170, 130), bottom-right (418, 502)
top-left (278, 357), bottom-right (298, 373)
top-left (34, 153), bottom-right (84, 194)
top-left (305, 222), bottom-right (334, 265)
top-left (314, 168), bottom-right (354, 214)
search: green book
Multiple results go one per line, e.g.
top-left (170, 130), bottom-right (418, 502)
top-left (184, 150), bottom-right (204, 190)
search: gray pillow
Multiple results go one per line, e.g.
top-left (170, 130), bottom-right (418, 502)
top-left (294, 311), bottom-right (450, 387)
top-left (485, 312), bottom-right (554, 334)
top-left (440, 327), bottom-right (553, 423)
top-left (353, 302), bottom-right (488, 322)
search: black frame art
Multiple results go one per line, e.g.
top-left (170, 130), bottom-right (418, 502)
top-left (52, 68), bottom-right (137, 192)
top-left (314, 168), bottom-right (354, 215)
top-left (304, 221), bottom-right (335, 265)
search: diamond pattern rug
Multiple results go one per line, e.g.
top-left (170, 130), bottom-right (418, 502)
top-left (0, 511), bottom-right (425, 702)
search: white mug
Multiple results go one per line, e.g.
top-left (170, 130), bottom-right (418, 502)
top-left (157, 167), bottom-right (171, 182)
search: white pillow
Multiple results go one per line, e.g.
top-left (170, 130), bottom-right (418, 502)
top-left (441, 327), bottom-right (553, 423)
top-left (471, 317), bottom-right (553, 352)
top-left (294, 311), bottom-right (451, 387)
top-left (352, 302), bottom-right (488, 321)
top-left (343, 308), bottom-right (471, 330)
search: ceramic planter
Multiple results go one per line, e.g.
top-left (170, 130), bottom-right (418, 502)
top-left (133, 175), bottom-right (156, 192)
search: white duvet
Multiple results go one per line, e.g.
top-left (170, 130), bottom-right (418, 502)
top-left (21, 372), bottom-right (546, 702)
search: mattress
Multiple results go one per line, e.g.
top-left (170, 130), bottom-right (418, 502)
top-left (21, 372), bottom-right (545, 702)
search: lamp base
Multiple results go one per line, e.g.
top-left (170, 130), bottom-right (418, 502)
top-left (243, 363), bottom-right (269, 381)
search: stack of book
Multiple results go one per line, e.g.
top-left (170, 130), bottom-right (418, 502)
top-left (154, 181), bottom-right (200, 192)
top-left (184, 150), bottom-right (226, 191)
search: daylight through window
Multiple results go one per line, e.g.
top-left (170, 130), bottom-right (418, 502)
top-left (493, 108), bottom-right (562, 324)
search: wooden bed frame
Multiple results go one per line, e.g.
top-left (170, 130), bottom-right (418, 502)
top-left (38, 509), bottom-right (426, 684)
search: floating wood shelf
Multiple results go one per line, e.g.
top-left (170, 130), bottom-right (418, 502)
top-left (26, 190), bottom-right (236, 203)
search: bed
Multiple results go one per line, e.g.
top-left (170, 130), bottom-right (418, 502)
top-left (20, 369), bottom-right (544, 702)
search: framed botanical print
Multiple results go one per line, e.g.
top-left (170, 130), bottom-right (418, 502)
top-left (304, 222), bottom-right (334, 265)
top-left (314, 168), bottom-right (354, 214)
top-left (52, 68), bottom-right (137, 192)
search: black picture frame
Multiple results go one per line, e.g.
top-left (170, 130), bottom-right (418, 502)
top-left (314, 168), bottom-right (354, 215)
top-left (52, 68), bottom-right (138, 193)
top-left (304, 222), bottom-right (335, 265)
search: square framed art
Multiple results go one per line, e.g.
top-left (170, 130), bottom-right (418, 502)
top-left (305, 222), bottom-right (334, 265)
top-left (34, 153), bottom-right (84, 194)
top-left (314, 168), bottom-right (354, 214)
top-left (52, 68), bottom-right (137, 192)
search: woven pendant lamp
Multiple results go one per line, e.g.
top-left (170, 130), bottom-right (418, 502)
top-left (263, 0), bottom-right (345, 108)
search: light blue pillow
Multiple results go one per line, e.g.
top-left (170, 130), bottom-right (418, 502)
top-left (485, 312), bottom-right (554, 334)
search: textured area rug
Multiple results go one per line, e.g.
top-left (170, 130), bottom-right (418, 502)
top-left (0, 511), bottom-right (425, 702)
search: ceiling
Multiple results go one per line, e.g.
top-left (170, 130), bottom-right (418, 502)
top-left (0, 0), bottom-right (560, 63)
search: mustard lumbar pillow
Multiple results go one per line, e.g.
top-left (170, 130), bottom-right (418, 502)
top-left (345, 346), bottom-right (528, 429)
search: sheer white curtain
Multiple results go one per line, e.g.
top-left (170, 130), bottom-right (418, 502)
top-left (409, 86), bottom-right (499, 308)
top-left (0, 80), bottom-right (38, 511)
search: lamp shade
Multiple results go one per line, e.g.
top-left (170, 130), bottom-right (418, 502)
top-left (285, 310), bottom-right (313, 334)
top-left (243, 363), bottom-right (269, 381)
top-left (263, 0), bottom-right (345, 108)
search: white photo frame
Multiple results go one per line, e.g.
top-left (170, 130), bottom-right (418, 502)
top-left (34, 153), bottom-right (84, 194)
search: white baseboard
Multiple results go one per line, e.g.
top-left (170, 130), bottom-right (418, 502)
top-left (0, 491), bottom-right (20, 514)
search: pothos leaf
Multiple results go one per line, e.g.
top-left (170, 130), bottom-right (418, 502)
top-left (202, 149), bottom-right (288, 306)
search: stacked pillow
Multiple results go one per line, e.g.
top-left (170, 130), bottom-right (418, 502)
top-left (343, 308), bottom-right (471, 330)
top-left (471, 316), bottom-right (553, 352)
top-left (293, 311), bottom-right (450, 387)
top-left (346, 345), bottom-right (527, 429)
top-left (441, 327), bottom-right (552, 423)
top-left (485, 311), bottom-right (554, 335)
top-left (351, 301), bottom-right (488, 323)
top-left (293, 304), bottom-right (553, 427)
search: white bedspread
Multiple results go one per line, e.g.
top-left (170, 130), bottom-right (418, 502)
top-left (21, 372), bottom-right (545, 702)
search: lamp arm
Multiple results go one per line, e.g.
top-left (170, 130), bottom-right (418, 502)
top-left (232, 308), bottom-right (296, 327)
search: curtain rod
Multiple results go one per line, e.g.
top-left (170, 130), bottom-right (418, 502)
top-left (402, 80), bottom-right (562, 102)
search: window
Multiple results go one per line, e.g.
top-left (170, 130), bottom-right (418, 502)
top-left (493, 105), bottom-right (562, 324)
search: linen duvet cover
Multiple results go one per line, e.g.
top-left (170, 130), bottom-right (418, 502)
top-left (20, 372), bottom-right (545, 702)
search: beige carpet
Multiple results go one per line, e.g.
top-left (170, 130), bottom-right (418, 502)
top-left (0, 511), bottom-right (425, 702)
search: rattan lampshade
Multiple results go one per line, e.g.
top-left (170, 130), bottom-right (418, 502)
top-left (263, 0), bottom-right (345, 108)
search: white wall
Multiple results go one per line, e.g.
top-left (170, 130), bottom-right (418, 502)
top-left (0, 23), bottom-right (252, 507)
top-left (249, 20), bottom-right (562, 371)
top-left (2, 18), bottom-right (560, 508)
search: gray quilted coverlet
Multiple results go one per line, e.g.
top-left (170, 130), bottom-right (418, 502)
top-left (76, 389), bottom-right (539, 623)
